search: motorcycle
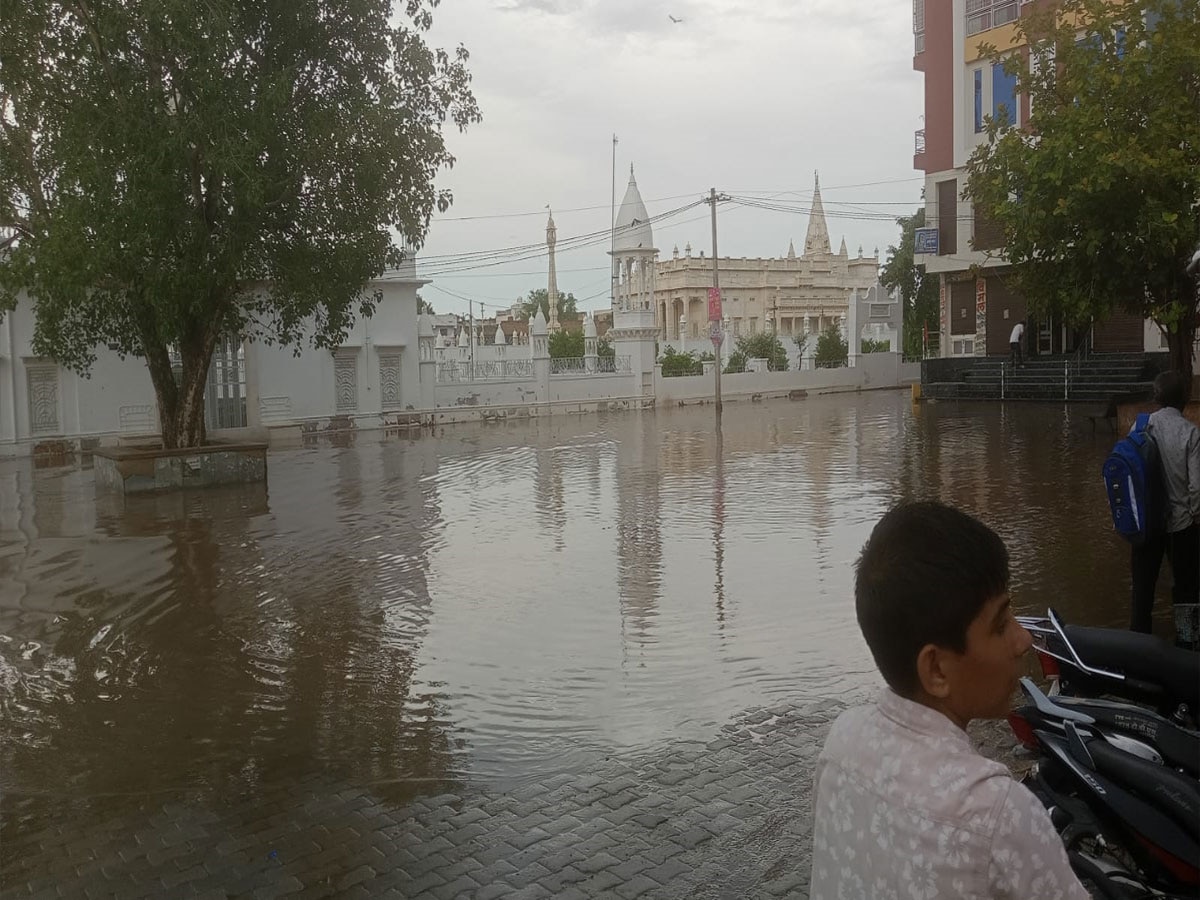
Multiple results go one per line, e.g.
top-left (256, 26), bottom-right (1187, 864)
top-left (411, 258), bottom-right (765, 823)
top-left (1009, 677), bottom-right (1199, 778)
top-left (1016, 610), bottom-right (1200, 727)
top-left (1007, 677), bottom-right (1200, 893)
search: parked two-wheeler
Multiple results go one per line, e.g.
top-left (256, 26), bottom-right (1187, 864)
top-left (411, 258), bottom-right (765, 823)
top-left (1017, 610), bottom-right (1199, 727)
top-left (1006, 676), bottom-right (1200, 893)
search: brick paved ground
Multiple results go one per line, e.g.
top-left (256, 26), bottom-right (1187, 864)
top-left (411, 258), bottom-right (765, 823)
top-left (1, 701), bottom-right (1023, 899)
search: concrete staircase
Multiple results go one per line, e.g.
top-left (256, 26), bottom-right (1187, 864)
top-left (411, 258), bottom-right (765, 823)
top-left (922, 353), bottom-right (1167, 403)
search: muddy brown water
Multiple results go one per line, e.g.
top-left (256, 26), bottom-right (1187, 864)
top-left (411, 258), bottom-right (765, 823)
top-left (0, 393), bottom-right (1156, 846)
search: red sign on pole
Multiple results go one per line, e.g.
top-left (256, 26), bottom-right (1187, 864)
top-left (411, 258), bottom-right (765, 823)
top-left (707, 287), bottom-right (722, 323)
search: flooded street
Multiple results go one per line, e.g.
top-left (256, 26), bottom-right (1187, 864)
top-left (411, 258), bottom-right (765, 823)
top-left (0, 392), bottom-right (1154, 870)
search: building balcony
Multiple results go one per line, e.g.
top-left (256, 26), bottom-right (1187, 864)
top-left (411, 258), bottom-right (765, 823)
top-left (966, 0), bottom-right (1019, 37)
top-left (915, 130), bottom-right (926, 155)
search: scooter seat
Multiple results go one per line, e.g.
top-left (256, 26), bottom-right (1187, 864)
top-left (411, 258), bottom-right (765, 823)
top-left (1060, 625), bottom-right (1200, 711)
top-left (1086, 735), bottom-right (1200, 835)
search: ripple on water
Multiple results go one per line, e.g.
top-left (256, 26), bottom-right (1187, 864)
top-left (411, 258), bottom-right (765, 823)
top-left (0, 395), bottom-right (1150, 812)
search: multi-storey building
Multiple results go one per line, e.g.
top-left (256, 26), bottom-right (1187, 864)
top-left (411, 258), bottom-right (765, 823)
top-left (912, 0), bottom-right (1154, 358)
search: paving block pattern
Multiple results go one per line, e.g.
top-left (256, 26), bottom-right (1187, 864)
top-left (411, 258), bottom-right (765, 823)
top-left (3, 700), bottom-right (1015, 899)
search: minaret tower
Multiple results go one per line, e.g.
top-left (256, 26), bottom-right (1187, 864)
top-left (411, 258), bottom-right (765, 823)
top-left (546, 207), bottom-right (560, 332)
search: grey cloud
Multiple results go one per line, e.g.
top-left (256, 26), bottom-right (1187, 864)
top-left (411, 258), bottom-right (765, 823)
top-left (495, 0), bottom-right (700, 36)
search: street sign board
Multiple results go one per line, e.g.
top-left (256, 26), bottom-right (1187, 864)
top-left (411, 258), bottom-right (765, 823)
top-left (709, 319), bottom-right (724, 348)
top-left (914, 227), bottom-right (939, 255)
top-left (707, 287), bottom-right (722, 322)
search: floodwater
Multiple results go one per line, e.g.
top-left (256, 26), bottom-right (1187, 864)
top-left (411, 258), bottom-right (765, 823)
top-left (0, 393), bottom-right (1158, 845)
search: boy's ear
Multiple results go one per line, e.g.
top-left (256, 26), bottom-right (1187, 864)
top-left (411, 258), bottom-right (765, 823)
top-left (915, 643), bottom-right (952, 699)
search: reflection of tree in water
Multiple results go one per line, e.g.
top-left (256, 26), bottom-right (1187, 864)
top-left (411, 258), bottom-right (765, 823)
top-left (2, 462), bottom-right (455, 866)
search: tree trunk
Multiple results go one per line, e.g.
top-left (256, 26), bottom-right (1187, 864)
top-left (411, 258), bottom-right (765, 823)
top-left (143, 332), bottom-right (220, 450)
top-left (1166, 295), bottom-right (1197, 403)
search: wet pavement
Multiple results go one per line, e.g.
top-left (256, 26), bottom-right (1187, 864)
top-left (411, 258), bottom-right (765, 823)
top-left (3, 701), bottom-right (841, 899)
top-left (0, 394), bottom-right (1157, 895)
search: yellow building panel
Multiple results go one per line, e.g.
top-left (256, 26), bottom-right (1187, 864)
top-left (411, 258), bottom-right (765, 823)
top-left (964, 0), bottom-right (1128, 63)
top-left (966, 22), bottom-right (1026, 64)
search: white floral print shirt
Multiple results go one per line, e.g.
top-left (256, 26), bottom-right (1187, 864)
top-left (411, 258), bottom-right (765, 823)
top-left (810, 689), bottom-right (1090, 900)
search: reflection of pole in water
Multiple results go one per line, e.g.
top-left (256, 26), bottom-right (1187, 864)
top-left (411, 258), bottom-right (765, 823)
top-left (713, 428), bottom-right (726, 629)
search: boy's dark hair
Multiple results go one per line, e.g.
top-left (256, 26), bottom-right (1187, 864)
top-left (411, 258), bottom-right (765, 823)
top-left (1154, 370), bottom-right (1187, 411)
top-left (855, 501), bottom-right (1010, 696)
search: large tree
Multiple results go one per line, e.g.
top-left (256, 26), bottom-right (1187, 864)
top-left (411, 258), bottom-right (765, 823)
top-left (0, 0), bottom-right (480, 447)
top-left (521, 289), bottom-right (579, 323)
top-left (881, 208), bottom-right (940, 359)
top-left (966, 0), bottom-right (1200, 382)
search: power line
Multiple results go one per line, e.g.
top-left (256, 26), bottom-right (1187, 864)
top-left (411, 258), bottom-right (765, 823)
top-left (430, 191), bottom-right (703, 222)
top-left (410, 199), bottom-right (705, 269)
top-left (425, 176), bottom-right (925, 224)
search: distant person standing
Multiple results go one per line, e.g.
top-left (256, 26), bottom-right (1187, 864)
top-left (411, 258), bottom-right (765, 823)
top-left (1009, 320), bottom-right (1026, 366)
top-left (1131, 370), bottom-right (1200, 649)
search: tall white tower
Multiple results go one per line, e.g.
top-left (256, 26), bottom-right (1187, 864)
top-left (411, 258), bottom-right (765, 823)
top-left (609, 165), bottom-right (659, 394)
top-left (546, 207), bottom-right (561, 332)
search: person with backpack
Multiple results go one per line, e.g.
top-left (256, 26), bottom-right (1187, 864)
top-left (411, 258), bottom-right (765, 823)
top-left (1124, 371), bottom-right (1200, 648)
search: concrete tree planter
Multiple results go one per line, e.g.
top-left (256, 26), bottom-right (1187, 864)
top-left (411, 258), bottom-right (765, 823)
top-left (93, 442), bottom-right (268, 495)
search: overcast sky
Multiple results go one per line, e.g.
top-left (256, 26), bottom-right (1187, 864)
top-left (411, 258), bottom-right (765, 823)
top-left (417, 0), bottom-right (924, 318)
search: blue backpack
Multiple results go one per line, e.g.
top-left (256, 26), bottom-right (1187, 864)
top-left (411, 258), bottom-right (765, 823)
top-left (1102, 413), bottom-right (1166, 544)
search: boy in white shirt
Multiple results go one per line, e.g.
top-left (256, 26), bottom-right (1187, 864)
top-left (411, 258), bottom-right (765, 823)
top-left (810, 502), bottom-right (1088, 899)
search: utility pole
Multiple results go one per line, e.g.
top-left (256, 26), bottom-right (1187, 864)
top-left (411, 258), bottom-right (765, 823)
top-left (611, 134), bottom-right (618, 307)
top-left (709, 188), bottom-right (723, 419)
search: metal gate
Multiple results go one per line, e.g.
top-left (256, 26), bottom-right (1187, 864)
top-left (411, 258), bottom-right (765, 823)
top-left (205, 337), bottom-right (247, 430)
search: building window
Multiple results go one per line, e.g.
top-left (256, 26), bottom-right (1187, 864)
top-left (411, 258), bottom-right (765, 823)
top-left (749, 318), bottom-right (758, 335)
top-left (966, 0), bottom-right (1018, 36)
top-left (937, 180), bottom-right (958, 256)
top-left (379, 352), bottom-right (402, 411)
top-left (992, 61), bottom-right (1018, 127)
top-left (974, 69), bottom-right (984, 133)
top-left (26, 363), bottom-right (60, 435)
top-left (733, 318), bottom-right (742, 337)
top-left (973, 201), bottom-right (1005, 251)
top-left (334, 349), bottom-right (359, 413)
top-left (205, 336), bottom-right (248, 430)
top-left (1029, 43), bottom-right (1055, 117)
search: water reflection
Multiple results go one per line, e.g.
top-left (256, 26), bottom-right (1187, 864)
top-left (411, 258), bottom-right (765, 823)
top-left (0, 393), bottom-right (1161, 853)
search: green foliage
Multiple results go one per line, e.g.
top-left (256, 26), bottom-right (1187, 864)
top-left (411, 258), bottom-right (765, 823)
top-left (417, 295), bottom-right (435, 315)
top-left (861, 337), bottom-right (891, 354)
top-left (548, 329), bottom-right (584, 359)
top-left (660, 346), bottom-right (704, 377)
top-left (0, 0), bottom-right (481, 447)
top-left (724, 331), bottom-right (789, 374)
top-left (521, 289), bottom-right (579, 322)
top-left (881, 208), bottom-right (940, 359)
top-left (597, 337), bottom-right (616, 360)
top-left (814, 326), bottom-right (848, 367)
top-left (794, 331), bottom-right (811, 357)
top-left (965, 0), bottom-right (1200, 379)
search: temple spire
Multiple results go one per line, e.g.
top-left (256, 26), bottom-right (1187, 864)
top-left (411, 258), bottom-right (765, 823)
top-left (803, 170), bottom-right (831, 257)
